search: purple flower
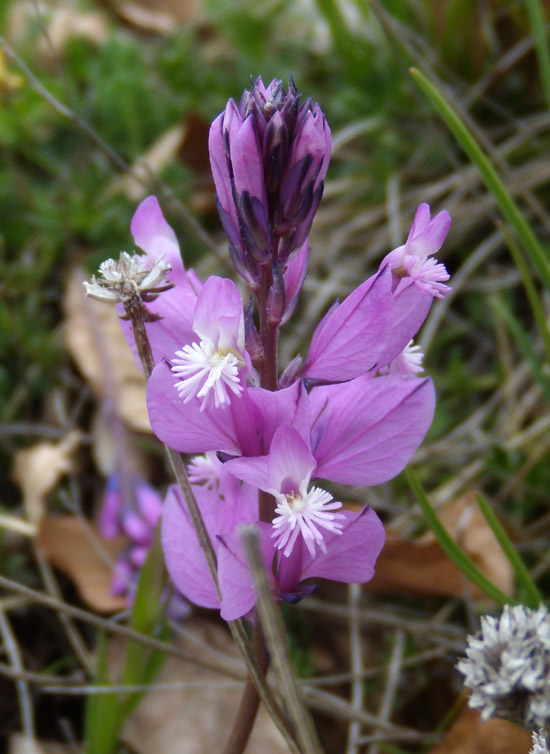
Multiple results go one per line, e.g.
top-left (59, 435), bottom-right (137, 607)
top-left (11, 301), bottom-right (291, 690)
top-left (161, 448), bottom-right (385, 621)
top-left (98, 474), bottom-right (163, 599)
top-left (381, 203), bottom-right (451, 299)
top-left (217, 507), bottom-right (384, 620)
top-left (209, 77), bottom-right (331, 281)
top-left (170, 276), bottom-right (250, 412)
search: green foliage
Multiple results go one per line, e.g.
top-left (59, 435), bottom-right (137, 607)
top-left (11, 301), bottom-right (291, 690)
top-left (84, 530), bottom-right (167, 754)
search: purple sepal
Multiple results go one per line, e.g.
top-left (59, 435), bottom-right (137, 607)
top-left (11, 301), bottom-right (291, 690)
top-left (309, 375), bottom-right (436, 486)
top-left (302, 266), bottom-right (394, 382)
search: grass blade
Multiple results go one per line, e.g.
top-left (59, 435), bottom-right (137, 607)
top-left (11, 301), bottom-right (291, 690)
top-left (410, 67), bottom-right (550, 292)
top-left (475, 493), bottom-right (543, 608)
top-left (405, 467), bottom-right (513, 606)
top-left (490, 294), bottom-right (550, 408)
top-left (525, 0), bottom-right (550, 111)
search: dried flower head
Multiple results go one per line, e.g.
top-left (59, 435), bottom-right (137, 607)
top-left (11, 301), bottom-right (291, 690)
top-left (532, 730), bottom-right (550, 754)
top-left (84, 252), bottom-right (172, 304)
top-left (457, 604), bottom-right (550, 729)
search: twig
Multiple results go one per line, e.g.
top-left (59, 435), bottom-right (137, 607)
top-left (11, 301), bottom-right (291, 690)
top-left (0, 574), bottom-right (243, 678)
top-left (368, 630), bottom-right (405, 754)
top-left (346, 584), bottom-right (363, 754)
top-left (303, 687), bottom-right (427, 742)
top-left (33, 548), bottom-right (95, 676)
top-left (242, 525), bottom-right (323, 754)
top-left (0, 601), bottom-right (36, 740)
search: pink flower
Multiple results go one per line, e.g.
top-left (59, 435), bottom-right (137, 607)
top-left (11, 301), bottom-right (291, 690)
top-left (170, 276), bottom-right (249, 412)
top-left (226, 426), bottom-right (345, 558)
top-left (161, 447), bottom-right (385, 621)
top-left (381, 203), bottom-right (451, 299)
top-left (217, 507), bottom-right (385, 620)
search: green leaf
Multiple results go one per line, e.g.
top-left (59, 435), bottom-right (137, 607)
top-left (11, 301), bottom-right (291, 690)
top-left (405, 467), bottom-right (513, 606)
top-left (119, 526), bottom-right (167, 718)
top-left (84, 632), bottom-right (122, 754)
top-left (525, 0), bottom-right (550, 111)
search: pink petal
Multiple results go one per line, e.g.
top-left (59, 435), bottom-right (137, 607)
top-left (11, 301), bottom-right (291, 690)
top-left (248, 380), bottom-right (309, 453)
top-left (208, 111), bottom-right (234, 218)
top-left (374, 281), bottom-right (432, 369)
top-left (225, 424), bottom-right (316, 495)
top-left (303, 266), bottom-right (394, 382)
top-left (147, 361), bottom-right (243, 454)
top-left (230, 116), bottom-right (266, 204)
top-left (218, 523), bottom-right (274, 621)
top-left (310, 375), bottom-right (435, 486)
top-left (131, 196), bottom-right (187, 286)
top-left (267, 426), bottom-right (317, 494)
top-left (408, 209), bottom-right (451, 258)
top-left (192, 276), bottom-right (244, 352)
top-left (407, 203), bottom-right (431, 241)
top-left (161, 485), bottom-right (220, 609)
top-left (282, 240), bottom-right (310, 325)
top-left (298, 507), bottom-right (385, 582)
top-left (162, 479), bottom-right (258, 614)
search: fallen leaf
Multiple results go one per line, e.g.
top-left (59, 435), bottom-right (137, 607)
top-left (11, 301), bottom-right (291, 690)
top-left (108, 123), bottom-right (187, 202)
top-left (112, 621), bottom-right (288, 754)
top-left (63, 268), bottom-right (150, 432)
top-left (12, 431), bottom-right (81, 526)
top-left (367, 490), bottom-right (513, 599)
top-left (37, 7), bottom-right (108, 56)
top-left (36, 515), bottom-right (127, 612)
top-left (108, 0), bottom-right (203, 31)
top-left (428, 705), bottom-right (531, 754)
top-left (106, 113), bottom-right (213, 213)
top-left (6, 2), bottom-right (108, 65)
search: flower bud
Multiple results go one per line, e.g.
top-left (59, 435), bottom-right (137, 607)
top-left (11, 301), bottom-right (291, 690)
top-left (209, 77), bottom-right (331, 280)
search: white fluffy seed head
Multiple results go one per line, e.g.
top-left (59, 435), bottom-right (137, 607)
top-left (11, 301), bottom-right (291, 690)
top-left (457, 605), bottom-right (550, 729)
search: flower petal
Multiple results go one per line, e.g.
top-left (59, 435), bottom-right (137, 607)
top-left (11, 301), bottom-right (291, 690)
top-left (303, 266), bottom-right (394, 381)
top-left (131, 196), bottom-right (188, 287)
top-left (147, 360), bottom-right (243, 454)
top-left (310, 375), bottom-right (435, 486)
top-left (298, 507), bottom-right (385, 582)
top-left (161, 485), bottom-right (220, 609)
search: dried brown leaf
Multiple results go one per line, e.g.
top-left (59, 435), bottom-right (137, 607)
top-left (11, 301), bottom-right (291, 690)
top-left (108, 0), bottom-right (203, 31)
top-left (428, 706), bottom-right (531, 754)
top-left (12, 431), bottom-right (81, 526)
top-left (36, 515), bottom-right (127, 612)
top-left (108, 124), bottom-right (187, 201)
top-left (63, 268), bottom-right (150, 432)
top-left (367, 490), bottom-right (513, 599)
